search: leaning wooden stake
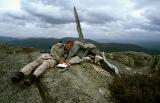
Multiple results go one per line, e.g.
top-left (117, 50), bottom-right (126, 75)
top-left (74, 6), bottom-right (85, 43)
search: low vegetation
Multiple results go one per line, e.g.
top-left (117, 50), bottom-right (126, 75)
top-left (0, 43), bottom-right (38, 54)
top-left (14, 47), bottom-right (37, 53)
top-left (109, 74), bottom-right (160, 103)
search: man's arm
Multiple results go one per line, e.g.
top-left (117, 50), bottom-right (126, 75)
top-left (50, 43), bottom-right (63, 61)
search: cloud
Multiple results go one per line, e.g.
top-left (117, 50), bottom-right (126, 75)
top-left (144, 9), bottom-right (160, 26)
top-left (133, 0), bottom-right (160, 9)
top-left (21, 0), bottom-right (74, 24)
top-left (0, 0), bottom-right (159, 41)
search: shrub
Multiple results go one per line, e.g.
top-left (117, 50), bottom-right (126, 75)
top-left (109, 74), bottom-right (160, 103)
top-left (14, 47), bottom-right (37, 53)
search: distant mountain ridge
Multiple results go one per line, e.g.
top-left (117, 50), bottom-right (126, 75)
top-left (0, 36), bottom-right (159, 54)
top-left (96, 39), bottom-right (160, 51)
top-left (0, 36), bottom-right (17, 42)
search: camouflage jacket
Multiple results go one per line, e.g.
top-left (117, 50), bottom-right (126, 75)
top-left (50, 43), bottom-right (72, 62)
top-left (71, 40), bottom-right (101, 58)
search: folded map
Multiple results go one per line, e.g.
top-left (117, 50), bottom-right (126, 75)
top-left (57, 63), bottom-right (68, 68)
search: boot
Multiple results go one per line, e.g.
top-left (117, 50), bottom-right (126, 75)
top-left (23, 74), bottom-right (37, 86)
top-left (11, 72), bottom-right (24, 83)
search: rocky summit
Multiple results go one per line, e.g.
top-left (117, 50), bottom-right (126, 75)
top-left (0, 44), bottom-right (159, 103)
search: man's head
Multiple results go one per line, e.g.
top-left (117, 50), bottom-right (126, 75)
top-left (65, 40), bottom-right (73, 50)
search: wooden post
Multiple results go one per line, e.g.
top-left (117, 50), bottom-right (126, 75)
top-left (74, 6), bottom-right (85, 43)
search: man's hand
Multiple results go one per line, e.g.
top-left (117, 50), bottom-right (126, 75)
top-left (65, 60), bottom-right (71, 66)
top-left (59, 57), bottom-right (65, 64)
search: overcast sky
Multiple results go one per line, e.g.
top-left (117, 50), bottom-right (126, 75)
top-left (0, 0), bottom-right (160, 41)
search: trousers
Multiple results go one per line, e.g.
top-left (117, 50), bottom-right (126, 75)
top-left (21, 53), bottom-right (57, 77)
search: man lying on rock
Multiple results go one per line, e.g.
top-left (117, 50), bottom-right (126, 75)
top-left (11, 40), bottom-right (73, 86)
top-left (11, 40), bottom-right (120, 86)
